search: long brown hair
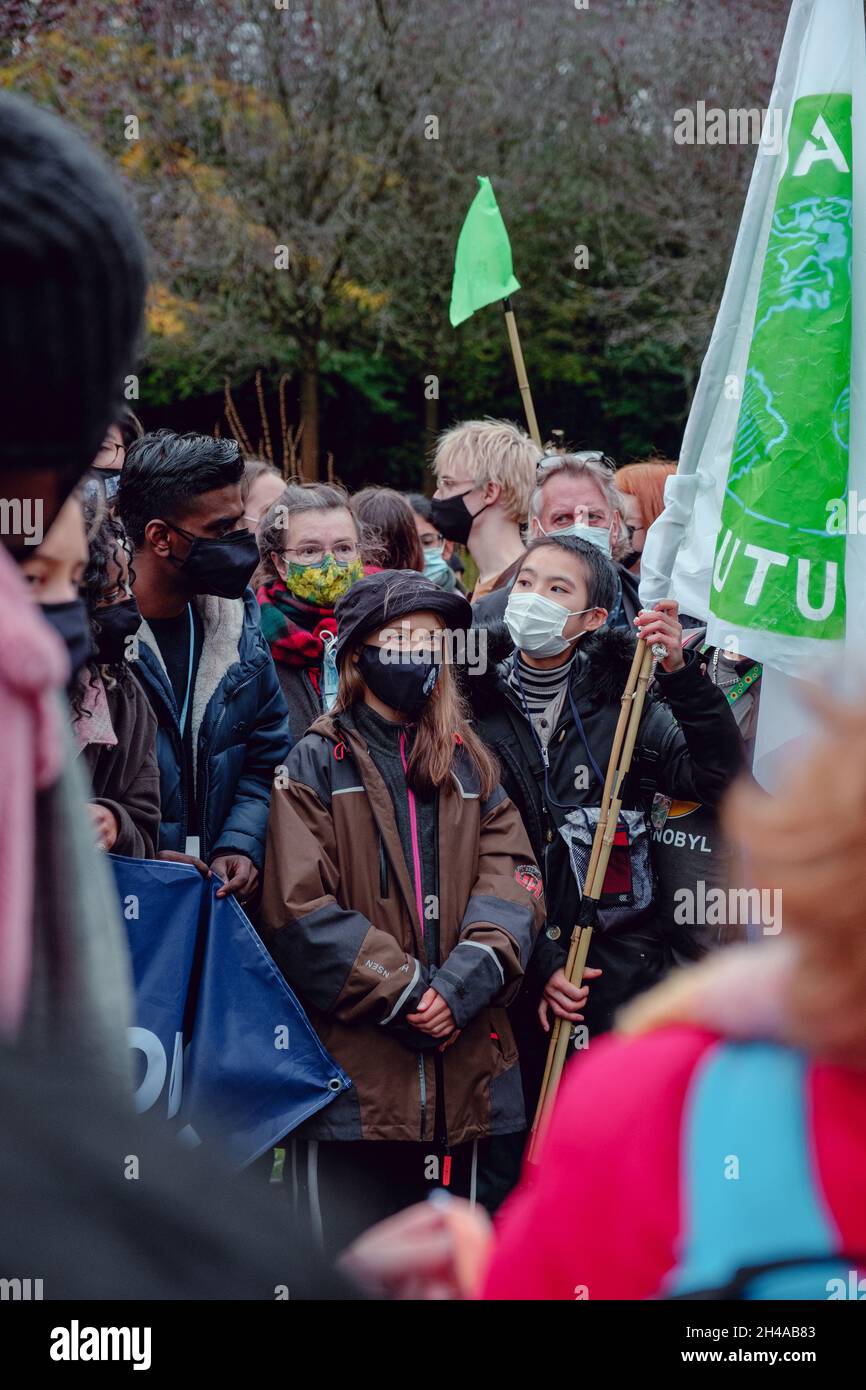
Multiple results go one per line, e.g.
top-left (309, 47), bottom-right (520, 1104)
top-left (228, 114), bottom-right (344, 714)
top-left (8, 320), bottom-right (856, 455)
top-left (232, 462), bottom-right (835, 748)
top-left (350, 487), bottom-right (425, 573)
top-left (334, 622), bottom-right (499, 800)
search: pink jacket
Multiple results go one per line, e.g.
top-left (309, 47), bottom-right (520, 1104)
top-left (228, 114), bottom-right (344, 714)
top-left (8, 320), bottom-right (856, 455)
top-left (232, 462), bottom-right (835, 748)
top-left (0, 546), bottom-right (66, 1037)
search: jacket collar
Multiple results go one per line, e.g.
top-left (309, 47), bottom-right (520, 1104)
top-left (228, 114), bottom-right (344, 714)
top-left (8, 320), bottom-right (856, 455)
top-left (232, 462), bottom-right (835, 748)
top-left (308, 706), bottom-right (425, 944)
top-left (137, 591), bottom-right (259, 759)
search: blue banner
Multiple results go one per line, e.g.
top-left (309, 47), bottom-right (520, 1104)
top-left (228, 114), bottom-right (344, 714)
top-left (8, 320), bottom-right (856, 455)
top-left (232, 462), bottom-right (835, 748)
top-left (111, 855), bottom-right (351, 1168)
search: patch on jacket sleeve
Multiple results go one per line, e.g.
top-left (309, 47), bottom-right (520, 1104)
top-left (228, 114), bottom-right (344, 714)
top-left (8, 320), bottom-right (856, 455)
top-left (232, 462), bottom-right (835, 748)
top-left (514, 863), bottom-right (544, 899)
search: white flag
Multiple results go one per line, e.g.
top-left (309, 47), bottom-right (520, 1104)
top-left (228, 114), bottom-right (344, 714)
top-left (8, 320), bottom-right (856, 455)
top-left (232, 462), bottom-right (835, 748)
top-left (641, 0), bottom-right (866, 787)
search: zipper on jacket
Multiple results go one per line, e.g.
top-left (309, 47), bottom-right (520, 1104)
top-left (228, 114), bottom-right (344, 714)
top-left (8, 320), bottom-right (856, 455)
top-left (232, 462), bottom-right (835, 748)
top-left (431, 793), bottom-right (448, 1153)
top-left (140, 652), bottom-right (191, 853)
top-left (399, 730), bottom-right (439, 1146)
top-left (418, 1053), bottom-right (427, 1141)
top-left (378, 834), bottom-right (389, 899)
top-left (398, 732), bottom-right (425, 928)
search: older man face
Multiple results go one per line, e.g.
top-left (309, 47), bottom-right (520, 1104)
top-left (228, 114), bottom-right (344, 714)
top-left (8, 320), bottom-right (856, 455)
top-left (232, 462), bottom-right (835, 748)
top-left (530, 472), bottom-right (623, 556)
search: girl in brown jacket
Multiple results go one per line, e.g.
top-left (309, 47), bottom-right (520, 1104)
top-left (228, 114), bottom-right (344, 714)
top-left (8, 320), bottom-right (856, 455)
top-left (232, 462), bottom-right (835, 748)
top-left (260, 570), bottom-right (545, 1253)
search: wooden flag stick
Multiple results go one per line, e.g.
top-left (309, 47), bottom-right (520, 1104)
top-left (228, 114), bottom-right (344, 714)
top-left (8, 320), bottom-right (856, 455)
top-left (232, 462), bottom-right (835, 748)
top-left (502, 297), bottom-right (542, 447)
top-left (527, 640), bottom-right (656, 1164)
top-left (527, 637), bottom-right (647, 1153)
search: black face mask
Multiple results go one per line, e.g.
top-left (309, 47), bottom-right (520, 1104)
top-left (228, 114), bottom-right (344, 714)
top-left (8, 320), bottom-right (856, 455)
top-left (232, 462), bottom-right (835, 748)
top-left (620, 550), bottom-right (641, 571)
top-left (356, 644), bottom-right (441, 719)
top-left (40, 599), bottom-right (94, 684)
top-left (165, 523), bottom-right (259, 599)
top-left (94, 596), bottom-right (142, 666)
top-left (430, 490), bottom-right (491, 546)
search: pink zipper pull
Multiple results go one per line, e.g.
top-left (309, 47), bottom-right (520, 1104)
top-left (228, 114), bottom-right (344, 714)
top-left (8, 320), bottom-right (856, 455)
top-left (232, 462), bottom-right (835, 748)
top-left (399, 731), bottom-right (425, 930)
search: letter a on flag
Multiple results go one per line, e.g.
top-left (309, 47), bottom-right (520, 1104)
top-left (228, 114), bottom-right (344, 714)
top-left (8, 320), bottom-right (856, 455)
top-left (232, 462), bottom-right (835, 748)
top-left (641, 0), bottom-right (866, 787)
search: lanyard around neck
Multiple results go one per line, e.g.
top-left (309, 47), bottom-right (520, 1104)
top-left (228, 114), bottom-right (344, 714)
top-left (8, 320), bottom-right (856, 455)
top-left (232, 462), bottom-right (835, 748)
top-left (178, 603), bottom-right (195, 735)
top-left (511, 656), bottom-right (606, 812)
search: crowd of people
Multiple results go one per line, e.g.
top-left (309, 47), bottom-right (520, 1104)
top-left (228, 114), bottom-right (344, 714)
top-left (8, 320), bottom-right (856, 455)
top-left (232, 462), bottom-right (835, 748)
top-left (3, 90), bottom-right (865, 1306)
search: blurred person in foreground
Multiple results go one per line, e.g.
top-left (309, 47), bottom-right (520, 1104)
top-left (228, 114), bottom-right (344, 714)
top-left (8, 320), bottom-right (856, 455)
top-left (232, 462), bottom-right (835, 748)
top-left (344, 694), bottom-right (866, 1299)
top-left (0, 94), bottom-right (144, 1087)
top-left (0, 95), bottom-right (366, 1306)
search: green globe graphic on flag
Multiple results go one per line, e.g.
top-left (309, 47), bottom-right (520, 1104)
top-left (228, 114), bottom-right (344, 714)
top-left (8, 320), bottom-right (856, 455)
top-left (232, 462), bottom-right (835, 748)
top-left (712, 95), bottom-right (853, 641)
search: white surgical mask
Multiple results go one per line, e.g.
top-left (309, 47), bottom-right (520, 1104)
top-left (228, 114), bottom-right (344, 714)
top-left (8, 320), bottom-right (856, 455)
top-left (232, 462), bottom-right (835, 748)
top-left (541, 520), bottom-right (612, 556)
top-left (504, 591), bottom-right (593, 658)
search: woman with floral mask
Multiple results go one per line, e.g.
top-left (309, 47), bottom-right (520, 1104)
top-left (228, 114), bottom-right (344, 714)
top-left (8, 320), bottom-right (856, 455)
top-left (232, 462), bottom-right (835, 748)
top-left (467, 533), bottom-right (743, 1197)
top-left (255, 483), bottom-right (367, 743)
top-left (260, 569), bottom-right (545, 1255)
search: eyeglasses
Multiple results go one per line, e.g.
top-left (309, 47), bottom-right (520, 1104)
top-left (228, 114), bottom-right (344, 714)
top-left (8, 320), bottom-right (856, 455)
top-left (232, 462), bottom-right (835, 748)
top-left (96, 441), bottom-right (124, 466)
top-left (537, 450), bottom-right (617, 478)
top-left (283, 542), bottom-right (360, 566)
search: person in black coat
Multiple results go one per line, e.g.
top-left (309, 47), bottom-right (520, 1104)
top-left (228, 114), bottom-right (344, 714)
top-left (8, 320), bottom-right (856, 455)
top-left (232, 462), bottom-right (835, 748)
top-left (117, 430), bottom-right (291, 905)
top-left (467, 534), bottom-right (744, 1112)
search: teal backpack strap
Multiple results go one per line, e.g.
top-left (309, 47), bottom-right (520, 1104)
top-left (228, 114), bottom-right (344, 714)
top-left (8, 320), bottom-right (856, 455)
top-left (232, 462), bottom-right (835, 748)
top-left (664, 1041), bottom-right (847, 1299)
top-left (320, 631), bottom-right (339, 712)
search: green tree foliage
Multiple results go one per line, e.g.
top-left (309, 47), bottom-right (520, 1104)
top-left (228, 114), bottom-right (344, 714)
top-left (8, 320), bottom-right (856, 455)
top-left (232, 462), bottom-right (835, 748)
top-left (0, 0), bottom-right (789, 487)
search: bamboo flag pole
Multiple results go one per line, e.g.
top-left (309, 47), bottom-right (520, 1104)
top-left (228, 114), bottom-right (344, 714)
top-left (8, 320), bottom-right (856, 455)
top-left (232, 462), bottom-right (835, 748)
top-left (502, 297), bottom-right (542, 448)
top-left (528, 638), bottom-right (646, 1142)
top-left (449, 178), bottom-right (543, 446)
top-left (527, 639), bottom-right (657, 1165)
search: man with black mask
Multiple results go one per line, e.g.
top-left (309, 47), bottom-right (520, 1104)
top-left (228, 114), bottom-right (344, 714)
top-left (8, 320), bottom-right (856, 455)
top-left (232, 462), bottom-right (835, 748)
top-left (118, 429), bottom-right (290, 904)
top-left (430, 419), bottom-right (541, 605)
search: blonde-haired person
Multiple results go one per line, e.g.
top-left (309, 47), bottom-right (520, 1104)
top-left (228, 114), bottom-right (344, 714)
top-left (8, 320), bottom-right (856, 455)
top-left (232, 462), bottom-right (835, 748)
top-left (615, 457), bottom-right (677, 576)
top-left (260, 569), bottom-right (545, 1255)
top-left (431, 418), bottom-right (541, 604)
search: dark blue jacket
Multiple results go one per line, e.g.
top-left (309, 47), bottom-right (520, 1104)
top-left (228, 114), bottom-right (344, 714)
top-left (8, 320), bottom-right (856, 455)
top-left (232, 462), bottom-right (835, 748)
top-left (135, 589), bottom-right (291, 868)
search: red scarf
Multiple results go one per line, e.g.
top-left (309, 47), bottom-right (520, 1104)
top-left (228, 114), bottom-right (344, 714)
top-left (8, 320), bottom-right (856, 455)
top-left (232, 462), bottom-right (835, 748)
top-left (257, 579), bottom-right (337, 694)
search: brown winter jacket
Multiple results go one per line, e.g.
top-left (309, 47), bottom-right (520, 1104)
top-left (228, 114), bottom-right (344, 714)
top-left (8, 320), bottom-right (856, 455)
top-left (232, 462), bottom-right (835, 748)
top-left (79, 674), bottom-right (161, 858)
top-left (260, 708), bottom-right (546, 1145)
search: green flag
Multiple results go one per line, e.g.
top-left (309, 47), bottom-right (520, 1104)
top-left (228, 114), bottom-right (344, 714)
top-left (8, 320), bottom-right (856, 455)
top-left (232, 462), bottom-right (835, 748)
top-left (449, 176), bottom-right (520, 327)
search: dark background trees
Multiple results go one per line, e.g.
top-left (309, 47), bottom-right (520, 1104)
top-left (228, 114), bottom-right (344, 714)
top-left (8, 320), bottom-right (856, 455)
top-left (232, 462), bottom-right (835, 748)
top-left (0, 0), bottom-right (789, 487)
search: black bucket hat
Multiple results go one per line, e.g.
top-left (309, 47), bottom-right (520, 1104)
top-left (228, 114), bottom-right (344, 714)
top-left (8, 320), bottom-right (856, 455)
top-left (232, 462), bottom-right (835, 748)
top-left (333, 569), bottom-right (473, 666)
